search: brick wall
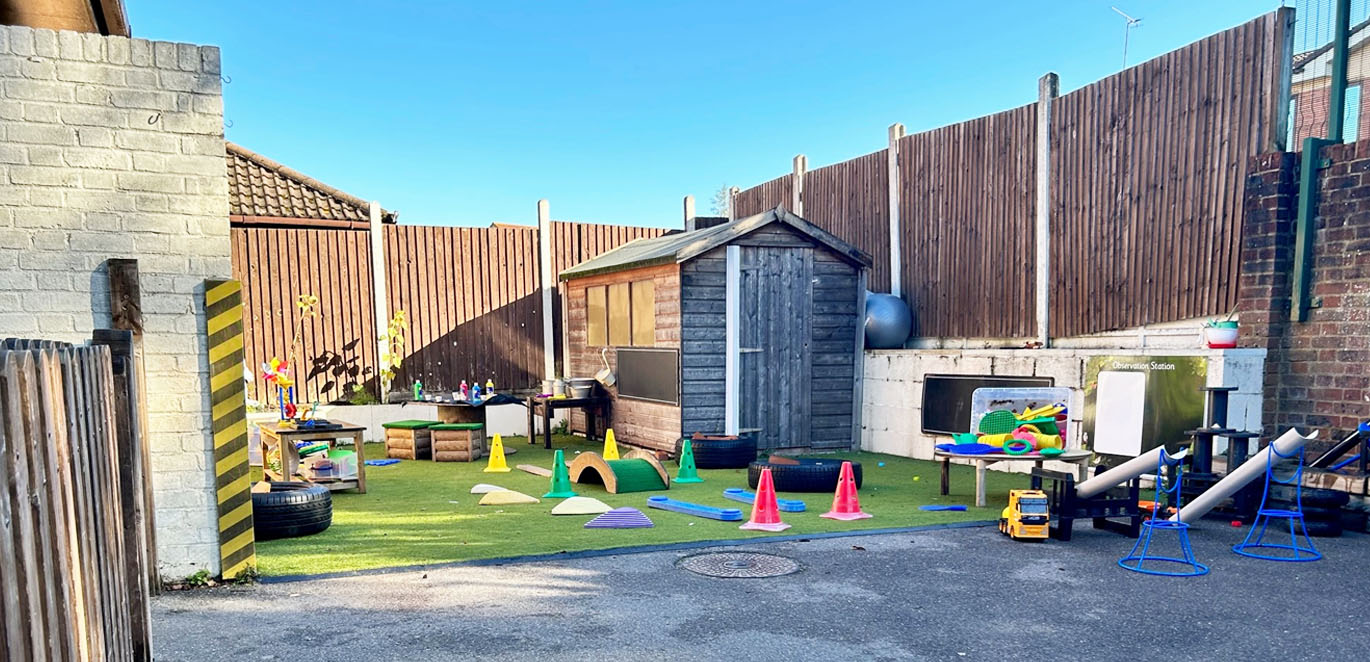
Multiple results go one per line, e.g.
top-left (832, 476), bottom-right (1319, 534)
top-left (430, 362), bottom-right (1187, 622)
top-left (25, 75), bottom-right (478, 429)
top-left (1239, 143), bottom-right (1370, 442)
top-left (0, 25), bottom-right (229, 578)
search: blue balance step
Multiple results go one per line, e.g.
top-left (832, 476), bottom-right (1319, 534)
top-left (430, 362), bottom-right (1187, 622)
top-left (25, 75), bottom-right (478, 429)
top-left (646, 495), bottom-right (744, 521)
top-left (721, 488), bottom-right (807, 512)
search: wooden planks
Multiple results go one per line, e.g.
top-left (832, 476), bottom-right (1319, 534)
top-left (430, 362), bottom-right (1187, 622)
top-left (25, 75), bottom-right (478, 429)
top-left (732, 174), bottom-right (794, 219)
top-left (799, 150), bottom-right (891, 291)
top-left (1048, 11), bottom-right (1287, 337)
top-left (1, 343), bottom-right (152, 661)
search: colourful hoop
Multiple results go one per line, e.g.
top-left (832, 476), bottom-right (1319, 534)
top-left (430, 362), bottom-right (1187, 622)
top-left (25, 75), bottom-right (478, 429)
top-left (1004, 440), bottom-right (1032, 455)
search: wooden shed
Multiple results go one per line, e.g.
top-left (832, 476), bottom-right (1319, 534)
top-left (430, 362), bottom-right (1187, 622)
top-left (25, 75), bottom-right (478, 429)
top-left (560, 207), bottom-right (871, 454)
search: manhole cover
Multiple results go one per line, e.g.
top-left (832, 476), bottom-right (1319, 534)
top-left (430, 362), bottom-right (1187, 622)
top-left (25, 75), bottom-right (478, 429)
top-left (677, 552), bottom-right (801, 578)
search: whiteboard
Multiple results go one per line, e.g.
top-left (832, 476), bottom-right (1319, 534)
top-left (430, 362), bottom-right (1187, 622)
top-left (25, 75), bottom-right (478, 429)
top-left (1094, 371), bottom-right (1146, 456)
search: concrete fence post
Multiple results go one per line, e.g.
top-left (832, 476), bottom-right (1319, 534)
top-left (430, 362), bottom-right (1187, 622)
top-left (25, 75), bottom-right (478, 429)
top-left (887, 123), bottom-right (906, 298)
top-left (728, 186), bottom-right (740, 220)
top-left (683, 194), bottom-right (696, 231)
top-left (792, 154), bottom-right (807, 216)
top-left (1035, 73), bottom-right (1059, 347)
top-left (368, 201), bottom-right (390, 391)
top-left (538, 199), bottom-right (556, 380)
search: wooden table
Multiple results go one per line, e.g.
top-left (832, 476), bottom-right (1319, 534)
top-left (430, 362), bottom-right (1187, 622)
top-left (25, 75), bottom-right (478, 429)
top-left (259, 420), bottom-right (367, 493)
top-left (934, 448), bottom-right (1091, 507)
top-left (525, 395), bottom-right (610, 449)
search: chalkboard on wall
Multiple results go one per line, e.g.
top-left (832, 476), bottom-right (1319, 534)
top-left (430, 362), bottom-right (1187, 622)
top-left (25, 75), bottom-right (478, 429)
top-left (616, 348), bottom-right (680, 405)
top-left (921, 374), bottom-right (1054, 435)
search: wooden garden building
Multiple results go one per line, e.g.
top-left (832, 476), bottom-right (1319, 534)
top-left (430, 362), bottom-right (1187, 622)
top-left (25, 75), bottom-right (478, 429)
top-left (559, 207), bottom-right (871, 454)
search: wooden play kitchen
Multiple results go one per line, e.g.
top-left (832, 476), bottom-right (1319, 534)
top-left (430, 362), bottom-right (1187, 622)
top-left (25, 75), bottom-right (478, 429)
top-left (259, 420), bottom-right (367, 493)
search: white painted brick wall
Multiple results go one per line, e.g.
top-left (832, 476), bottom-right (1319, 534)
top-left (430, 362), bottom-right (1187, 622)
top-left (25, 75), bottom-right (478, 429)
top-left (1, 25), bottom-right (227, 579)
top-left (861, 348), bottom-right (1267, 478)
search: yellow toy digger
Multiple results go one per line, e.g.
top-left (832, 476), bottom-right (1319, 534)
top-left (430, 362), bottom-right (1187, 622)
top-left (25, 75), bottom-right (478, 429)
top-left (999, 489), bottom-right (1050, 540)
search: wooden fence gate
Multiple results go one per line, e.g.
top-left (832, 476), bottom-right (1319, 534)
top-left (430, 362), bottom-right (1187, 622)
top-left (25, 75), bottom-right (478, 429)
top-left (0, 337), bottom-right (154, 661)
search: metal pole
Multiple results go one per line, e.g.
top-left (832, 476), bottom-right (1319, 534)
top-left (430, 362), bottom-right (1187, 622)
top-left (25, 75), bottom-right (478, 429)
top-left (1329, 0), bottom-right (1351, 142)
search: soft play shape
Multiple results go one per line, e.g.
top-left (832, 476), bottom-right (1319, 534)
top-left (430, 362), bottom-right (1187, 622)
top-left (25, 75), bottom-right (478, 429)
top-left (646, 495), bottom-right (743, 521)
top-left (543, 449), bottom-right (578, 498)
top-left (478, 490), bottom-right (540, 505)
top-left (674, 439), bottom-right (704, 484)
top-left (722, 487), bottom-right (806, 512)
top-left (602, 428), bottom-right (620, 460)
top-left (483, 434), bottom-right (511, 473)
top-left (739, 467), bottom-right (791, 532)
top-left (863, 292), bottom-right (912, 349)
top-left (820, 461), bottom-right (871, 521)
top-left (584, 507), bottom-right (653, 529)
top-left (550, 496), bottom-right (613, 516)
top-left (469, 483), bottom-right (506, 494)
top-left (569, 451), bottom-right (669, 494)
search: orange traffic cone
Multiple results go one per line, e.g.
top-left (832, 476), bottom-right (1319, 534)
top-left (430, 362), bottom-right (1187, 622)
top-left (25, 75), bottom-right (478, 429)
top-left (820, 461), bottom-right (871, 521)
top-left (740, 467), bottom-right (791, 532)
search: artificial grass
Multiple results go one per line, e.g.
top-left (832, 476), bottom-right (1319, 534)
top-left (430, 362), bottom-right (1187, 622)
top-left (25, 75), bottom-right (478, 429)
top-left (252, 436), bottom-right (1031, 576)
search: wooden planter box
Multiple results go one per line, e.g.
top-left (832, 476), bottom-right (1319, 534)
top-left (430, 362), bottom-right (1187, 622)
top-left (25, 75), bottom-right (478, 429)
top-left (431, 423), bottom-right (485, 462)
top-left (383, 420), bottom-right (437, 460)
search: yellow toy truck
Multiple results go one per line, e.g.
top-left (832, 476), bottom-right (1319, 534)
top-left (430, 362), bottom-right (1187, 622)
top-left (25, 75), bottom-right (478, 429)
top-left (999, 489), bottom-right (1050, 540)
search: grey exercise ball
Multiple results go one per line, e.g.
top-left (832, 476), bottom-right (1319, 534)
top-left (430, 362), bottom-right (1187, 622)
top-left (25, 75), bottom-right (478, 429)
top-left (864, 293), bottom-right (912, 349)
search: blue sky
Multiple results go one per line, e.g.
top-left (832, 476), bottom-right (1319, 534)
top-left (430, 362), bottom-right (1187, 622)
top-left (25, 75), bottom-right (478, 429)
top-left (130, 1), bottom-right (1280, 228)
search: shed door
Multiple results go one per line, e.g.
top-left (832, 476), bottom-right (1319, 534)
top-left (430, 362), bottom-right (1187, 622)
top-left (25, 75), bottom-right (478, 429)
top-left (737, 245), bottom-right (813, 449)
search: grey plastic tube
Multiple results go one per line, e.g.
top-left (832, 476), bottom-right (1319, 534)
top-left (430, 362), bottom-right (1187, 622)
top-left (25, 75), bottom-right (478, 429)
top-left (1172, 427), bottom-right (1316, 524)
top-left (1075, 446), bottom-right (1166, 499)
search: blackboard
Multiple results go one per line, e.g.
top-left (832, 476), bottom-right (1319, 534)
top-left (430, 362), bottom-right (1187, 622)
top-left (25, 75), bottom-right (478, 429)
top-left (921, 374), bottom-right (1053, 435)
top-left (616, 348), bottom-right (680, 405)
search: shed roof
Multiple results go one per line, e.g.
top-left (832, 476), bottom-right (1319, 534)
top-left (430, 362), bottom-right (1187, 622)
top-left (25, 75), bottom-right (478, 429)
top-left (559, 207), bottom-right (871, 281)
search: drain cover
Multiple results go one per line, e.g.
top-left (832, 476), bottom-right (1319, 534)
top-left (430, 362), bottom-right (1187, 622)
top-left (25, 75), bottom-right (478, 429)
top-left (677, 552), bottom-right (801, 578)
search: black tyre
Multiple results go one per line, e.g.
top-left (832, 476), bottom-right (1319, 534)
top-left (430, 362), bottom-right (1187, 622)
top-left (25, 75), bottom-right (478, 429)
top-left (747, 458), bottom-right (862, 493)
top-left (1341, 510), bottom-right (1368, 533)
top-left (1269, 486), bottom-right (1350, 508)
top-left (1298, 517), bottom-right (1344, 538)
top-left (1267, 501), bottom-right (1342, 522)
top-left (252, 481), bottom-right (333, 541)
top-left (684, 434), bottom-right (758, 469)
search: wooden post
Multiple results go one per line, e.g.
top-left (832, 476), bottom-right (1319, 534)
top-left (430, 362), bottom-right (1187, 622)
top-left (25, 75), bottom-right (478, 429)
top-left (1270, 7), bottom-right (1296, 152)
top-left (887, 123), bottom-right (906, 298)
top-left (724, 245), bottom-right (741, 435)
top-left (1035, 73), bottom-right (1058, 347)
top-left (103, 259), bottom-right (158, 598)
top-left (368, 201), bottom-right (390, 396)
top-left (683, 194), bottom-right (696, 231)
top-left (538, 199), bottom-right (556, 380)
top-left (792, 154), bottom-right (807, 216)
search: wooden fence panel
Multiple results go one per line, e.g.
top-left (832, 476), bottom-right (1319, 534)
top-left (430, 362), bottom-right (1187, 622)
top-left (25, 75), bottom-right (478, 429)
top-left (231, 228), bottom-right (378, 403)
top-left (898, 105), bottom-right (1038, 338)
top-left (733, 174), bottom-right (793, 219)
top-left (385, 225), bottom-right (544, 392)
top-left (801, 150), bottom-right (891, 291)
top-left (1049, 11), bottom-right (1289, 337)
top-left (0, 343), bottom-right (152, 661)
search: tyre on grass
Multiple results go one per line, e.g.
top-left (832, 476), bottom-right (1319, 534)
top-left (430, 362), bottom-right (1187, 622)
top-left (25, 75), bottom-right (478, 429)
top-left (252, 481), bottom-right (333, 541)
top-left (682, 434), bottom-right (758, 470)
top-left (747, 458), bottom-right (862, 493)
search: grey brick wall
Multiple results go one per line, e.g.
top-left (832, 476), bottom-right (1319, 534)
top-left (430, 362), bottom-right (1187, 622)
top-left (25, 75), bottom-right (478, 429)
top-left (1, 24), bottom-right (229, 579)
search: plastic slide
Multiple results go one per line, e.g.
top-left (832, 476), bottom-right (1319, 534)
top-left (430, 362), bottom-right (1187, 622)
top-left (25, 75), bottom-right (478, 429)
top-left (1172, 427), bottom-right (1316, 524)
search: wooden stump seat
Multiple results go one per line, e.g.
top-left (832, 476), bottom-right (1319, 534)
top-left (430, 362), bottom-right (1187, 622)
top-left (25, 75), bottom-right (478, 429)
top-left (383, 419), bottom-right (438, 460)
top-left (431, 422), bottom-right (486, 462)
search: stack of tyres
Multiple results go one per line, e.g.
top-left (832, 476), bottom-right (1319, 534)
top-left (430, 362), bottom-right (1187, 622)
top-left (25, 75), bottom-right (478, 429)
top-left (1269, 486), bottom-right (1350, 537)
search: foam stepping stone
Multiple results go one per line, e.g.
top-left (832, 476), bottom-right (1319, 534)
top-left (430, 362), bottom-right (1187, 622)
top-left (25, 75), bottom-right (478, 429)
top-left (478, 490), bottom-right (540, 506)
top-left (584, 507), bottom-right (653, 529)
top-left (470, 483), bottom-right (506, 494)
top-left (550, 496), bottom-right (613, 516)
top-left (647, 495), bottom-right (743, 521)
top-left (721, 488), bottom-right (806, 512)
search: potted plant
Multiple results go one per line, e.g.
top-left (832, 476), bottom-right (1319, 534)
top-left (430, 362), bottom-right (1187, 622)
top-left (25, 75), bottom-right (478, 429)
top-left (1203, 313), bottom-right (1239, 349)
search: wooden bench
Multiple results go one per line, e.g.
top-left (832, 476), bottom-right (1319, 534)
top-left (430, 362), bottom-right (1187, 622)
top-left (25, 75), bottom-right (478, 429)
top-left (383, 420), bottom-right (438, 460)
top-left (432, 422), bottom-right (485, 462)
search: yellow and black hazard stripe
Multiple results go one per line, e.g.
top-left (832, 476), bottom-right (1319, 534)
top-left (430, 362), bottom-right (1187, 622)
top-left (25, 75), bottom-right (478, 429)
top-left (205, 279), bottom-right (255, 579)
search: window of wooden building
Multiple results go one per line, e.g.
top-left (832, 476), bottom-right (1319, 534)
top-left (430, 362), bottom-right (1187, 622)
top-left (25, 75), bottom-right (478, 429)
top-left (585, 279), bottom-right (657, 348)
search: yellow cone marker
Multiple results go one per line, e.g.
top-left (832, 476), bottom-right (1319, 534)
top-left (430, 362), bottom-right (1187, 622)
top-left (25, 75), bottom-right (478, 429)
top-left (484, 434), bottom-right (511, 473)
top-left (602, 428), bottom-right (620, 460)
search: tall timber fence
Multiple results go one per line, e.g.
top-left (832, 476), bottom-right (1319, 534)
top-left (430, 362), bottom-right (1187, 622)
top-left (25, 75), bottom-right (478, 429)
top-left (732, 9), bottom-right (1294, 340)
top-left (231, 220), bottom-right (670, 402)
top-left (0, 339), bottom-right (155, 661)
